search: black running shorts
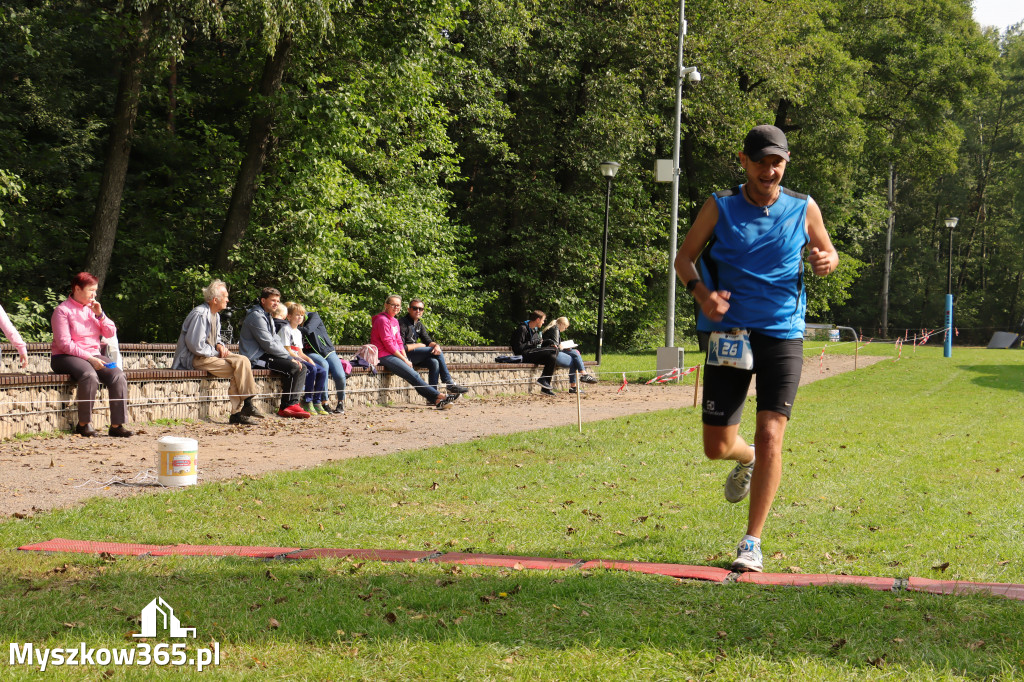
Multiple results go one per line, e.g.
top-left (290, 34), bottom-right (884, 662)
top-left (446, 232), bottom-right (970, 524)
top-left (701, 331), bottom-right (803, 426)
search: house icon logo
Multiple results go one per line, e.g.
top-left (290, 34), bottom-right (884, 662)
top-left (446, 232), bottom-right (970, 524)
top-left (132, 597), bottom-right (197, 638)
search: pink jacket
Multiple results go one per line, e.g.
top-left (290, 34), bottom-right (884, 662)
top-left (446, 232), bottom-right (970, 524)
top-left (0, 304), bottom-right (26, 357)
top-left (370, 313), bottom-right (404, 358)
top-left (50, 297), bottom-right (118, 360)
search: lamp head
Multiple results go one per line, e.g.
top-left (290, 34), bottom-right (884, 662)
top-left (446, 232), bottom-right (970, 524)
top-left (599, 161), bottom-right (620, 178)
top-left (944, 217), bottom-right (959, 230)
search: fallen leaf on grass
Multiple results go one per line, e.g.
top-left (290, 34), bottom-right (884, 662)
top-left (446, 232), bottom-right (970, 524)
top-left (268, 618), bottom-right (280, 629)
top-left (932, 562), bottom-right (950, 572)
top-left (831, 638), bottom-right (847, 650)
top-left (715, 630), bottom-right (727, 639)
top-left (968, 640), bottom-right (985, 650)
top-left (383, 612), bottom-right (397, 624)
top-left (786, 566), bottom-right (803, 574)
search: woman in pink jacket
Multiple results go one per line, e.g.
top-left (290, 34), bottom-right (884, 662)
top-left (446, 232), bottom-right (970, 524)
top-left (370, 295), bottom-right (456, 410)
top-left (50, 273), bottom-right (132, 437)
top-left (0, 303), bottom-right (28, 370)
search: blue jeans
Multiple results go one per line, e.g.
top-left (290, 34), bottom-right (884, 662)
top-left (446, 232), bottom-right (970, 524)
top-left (406, 347), bottom-right (454, 388)
top-left (379, 354), bottom-right (440, 403)
top-left (298, 358), bottom-right (327, 403)
top-left (555, 350), bottom-right (585, 384)
top-left (308, 351), bottom-right (347, 406)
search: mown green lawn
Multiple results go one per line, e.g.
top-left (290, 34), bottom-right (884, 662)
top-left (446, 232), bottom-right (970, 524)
top-left (1, 346), bottom-right (1022, 680)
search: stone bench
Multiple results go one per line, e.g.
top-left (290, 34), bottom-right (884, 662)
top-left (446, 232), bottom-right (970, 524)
top-left (0, 345), bottom-right (596, 439)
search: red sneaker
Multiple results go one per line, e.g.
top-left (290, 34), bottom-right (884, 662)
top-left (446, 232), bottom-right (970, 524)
top-left (286, 403), bottom-right (311, 419)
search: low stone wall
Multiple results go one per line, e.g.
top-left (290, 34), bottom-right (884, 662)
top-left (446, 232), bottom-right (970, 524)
top-left (1, 343), bottom-right (513, 373)
top-left (0, 362), bottom-right (575, 439)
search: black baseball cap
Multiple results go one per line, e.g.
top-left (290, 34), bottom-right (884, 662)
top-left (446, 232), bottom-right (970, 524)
top-left (743, 125), bottom-right (790, 161)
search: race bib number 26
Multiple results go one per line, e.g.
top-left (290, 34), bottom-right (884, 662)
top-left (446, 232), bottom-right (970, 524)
top-left (707, 329), bottom-right (754, 370)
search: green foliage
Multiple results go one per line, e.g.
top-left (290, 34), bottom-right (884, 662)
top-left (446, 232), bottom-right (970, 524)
top-left (0, 0), bottom-right (1018, 348)
top-left (4, 288), bottom-right (60, 342)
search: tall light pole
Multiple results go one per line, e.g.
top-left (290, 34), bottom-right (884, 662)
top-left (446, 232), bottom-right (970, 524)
top-left (596, 161), bottom-right (619, 365)
top-left (665, 0), bottom-right (700, 348)
top-left (944, 216), bottom-right (958, 358)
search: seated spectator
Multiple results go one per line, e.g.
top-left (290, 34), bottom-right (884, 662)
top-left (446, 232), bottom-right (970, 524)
top-left (541, 316), bottom-right (597, 394)
top-left (172, 279), bottom-right (261, 425)
top-left (0, 301), bottom-right (28, 370)
top-left (300, 310), bottom-right (347, 414)
top-left (399, 298), bottom-right (469, 398)
top-left (371, 295), bottom-right (457, 410)
top-left (50, 272), bottom-right (132, 437)
top-left (281, 301), bottom-right (329, 416)
top-left (510, 310), bottom-right (559, 396)
top-left (238, 287), bottom-right (310, 419)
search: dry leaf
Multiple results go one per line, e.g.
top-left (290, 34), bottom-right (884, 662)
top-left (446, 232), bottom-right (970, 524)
top-left (716, 630), bottom-right (727, 639)
top-left (268, 618), bottom-right (280, 629)
top-left (384, 612), bottom-right (397, 624)
top-left (932, 562), bottom-right (950, 572)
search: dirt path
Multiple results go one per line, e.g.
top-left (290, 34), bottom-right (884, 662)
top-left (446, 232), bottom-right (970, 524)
top-left (0, 355), bottom-right (884, 516)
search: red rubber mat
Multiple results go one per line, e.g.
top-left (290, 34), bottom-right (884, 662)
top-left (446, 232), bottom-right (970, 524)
top-left (150, 545), bottom-right (300, 558)
top-left (580, 560), bottom-right (731, 583)
top-left (19, 538), bottom-right (168, 556)
top-left (907, 577), bottom-right (1024, 599)
top-left (285, 548), bottom-right (434, 562)
top-left (17, 539), bottom-right (1024, 600)
top-left (430, 553), bottom-right (579, 570)
top-left (737, 572), bottom-right (896, 591)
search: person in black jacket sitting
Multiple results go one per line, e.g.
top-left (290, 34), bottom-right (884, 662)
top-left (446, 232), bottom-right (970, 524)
top-left (398, 298), bottom-right (469, 397)
top-left (510, 310), bottom-right (559, 396)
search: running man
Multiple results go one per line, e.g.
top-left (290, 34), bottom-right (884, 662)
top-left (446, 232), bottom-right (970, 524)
top-left (674, 124), bottom-right (839, 572)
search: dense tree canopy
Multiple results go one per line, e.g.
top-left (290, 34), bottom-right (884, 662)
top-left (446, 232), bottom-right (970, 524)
top-left (0, 0), bottom-right (1021, 348)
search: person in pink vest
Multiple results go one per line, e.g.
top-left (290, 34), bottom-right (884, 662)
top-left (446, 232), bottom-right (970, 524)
top-left (50, 272), bottom-right (132, 437)
top-left (0, 302), bottom-right (28, 370)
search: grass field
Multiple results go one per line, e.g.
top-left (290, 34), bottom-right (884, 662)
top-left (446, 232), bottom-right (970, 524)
top-left (1, 346), bottom-right (1022, 680)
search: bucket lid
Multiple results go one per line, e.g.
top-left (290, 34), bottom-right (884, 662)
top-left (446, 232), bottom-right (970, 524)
top-left (157, 436), bottom-right (198, 448)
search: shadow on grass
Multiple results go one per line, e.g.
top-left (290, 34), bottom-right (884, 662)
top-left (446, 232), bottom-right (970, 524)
top-left (961, 363), bottom-right (1024, 393)
top-left (1, 558), bottom-right (1019, 678)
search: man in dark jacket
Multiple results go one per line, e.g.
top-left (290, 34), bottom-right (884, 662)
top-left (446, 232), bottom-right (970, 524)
top-left (238, 287), bottom-right (309, 418)
top-left (398, 298), bottom-right (469, 397)
top-left (510, 310), bottom-right (559, 395)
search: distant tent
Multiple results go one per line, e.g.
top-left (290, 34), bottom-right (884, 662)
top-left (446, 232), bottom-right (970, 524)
top-left (987, 332), bottom-right (1019, 349)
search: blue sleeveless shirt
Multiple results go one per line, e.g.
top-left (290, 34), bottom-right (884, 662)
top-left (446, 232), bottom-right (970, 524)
top-left (696, 186), bottom-right (810, 339)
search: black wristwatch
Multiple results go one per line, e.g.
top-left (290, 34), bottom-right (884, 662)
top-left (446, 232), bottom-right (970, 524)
top-left (686, 279), bottom-right (701, 293)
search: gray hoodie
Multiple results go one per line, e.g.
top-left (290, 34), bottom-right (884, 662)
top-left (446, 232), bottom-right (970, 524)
top-left (239, 302), bottom-right (290, 363)
top-left (172, 303), bottom-right (222, 370)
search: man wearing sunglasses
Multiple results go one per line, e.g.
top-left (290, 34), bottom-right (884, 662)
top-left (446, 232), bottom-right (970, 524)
top-left (399, 298), bottom-right (470, 398)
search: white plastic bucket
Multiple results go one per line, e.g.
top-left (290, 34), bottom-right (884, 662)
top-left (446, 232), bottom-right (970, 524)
top-left (157, 436), bottom-right (198, 487)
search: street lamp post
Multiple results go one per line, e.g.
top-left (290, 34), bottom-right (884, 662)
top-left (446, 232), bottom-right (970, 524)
top-left (597, 161), bottom-right (619, 366)
top-left (944, 216), bottom-right (958, 358)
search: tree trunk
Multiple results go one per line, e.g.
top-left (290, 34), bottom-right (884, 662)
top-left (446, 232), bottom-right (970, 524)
top-left (84, 6), bottom-right (157, 293)
top-left (214, 34), bottom-right (293, 272)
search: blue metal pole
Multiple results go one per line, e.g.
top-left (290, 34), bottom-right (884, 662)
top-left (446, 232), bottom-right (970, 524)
top-left (944, 293), bottom-right (953, 358)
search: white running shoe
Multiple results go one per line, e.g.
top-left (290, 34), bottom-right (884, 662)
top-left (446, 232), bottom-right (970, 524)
top-left (724, 453), bottom-right (755, 503)
top-left (731, 537), bottom-right (763, 573)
